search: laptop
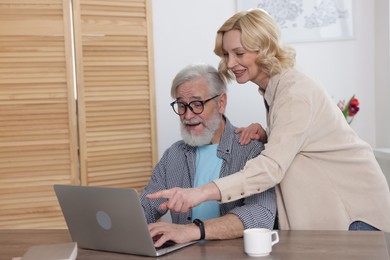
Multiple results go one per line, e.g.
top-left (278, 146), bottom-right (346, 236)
top-left (53, 184), bottom-right (197, 257)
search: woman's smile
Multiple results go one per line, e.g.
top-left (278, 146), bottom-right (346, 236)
top-left (232, 68), bottom-right (246, 78)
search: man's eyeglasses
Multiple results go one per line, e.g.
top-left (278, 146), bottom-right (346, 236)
top-left (170, 95), bottom-right (220, 115)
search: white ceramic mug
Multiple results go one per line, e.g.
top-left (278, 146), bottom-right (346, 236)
top-left (244, 228), bottom-right (279, 257)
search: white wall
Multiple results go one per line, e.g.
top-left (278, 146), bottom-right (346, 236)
top-left (375, 0), bottom-right (390, 148)
top-left (152, 0), bottom-right (381, 158)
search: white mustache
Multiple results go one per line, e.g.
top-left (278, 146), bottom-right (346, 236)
top-left (182, 119), bottom-right (203, 126)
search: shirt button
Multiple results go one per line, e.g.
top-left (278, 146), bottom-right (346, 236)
top-left (257, 188), bottom-right (261, 191)
top-left (227, 196), bottom-right (231, 200)
top-left (240, 192), bottom-right (245, 196)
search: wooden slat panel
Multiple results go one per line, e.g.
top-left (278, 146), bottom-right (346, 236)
top-left (0, 0), bottom-right (78, 228)
top-left (74, 0), bottom-right (157, 190)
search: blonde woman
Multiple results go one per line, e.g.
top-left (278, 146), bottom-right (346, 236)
top-left (148, 8), bottom-right (390, 232)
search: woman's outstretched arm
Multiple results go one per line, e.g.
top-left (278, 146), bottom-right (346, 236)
top-left (146, 182), bottom-right (221, 212)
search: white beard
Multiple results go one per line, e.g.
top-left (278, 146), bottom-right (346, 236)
top-left (180, 110), bottom-right (221, 147)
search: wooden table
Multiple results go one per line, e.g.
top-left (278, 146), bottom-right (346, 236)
top-left (2, 229), bottom-right (389, 260)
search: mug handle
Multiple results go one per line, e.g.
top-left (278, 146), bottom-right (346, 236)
top-left (271, 231), bottom-right (279, 246)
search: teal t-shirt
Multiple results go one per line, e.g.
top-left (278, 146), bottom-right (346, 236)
top-left (191, 144), bottom-right (222, 221)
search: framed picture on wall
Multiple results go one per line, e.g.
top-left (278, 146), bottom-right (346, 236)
top-left (236, 0), bottom-right (355, 43)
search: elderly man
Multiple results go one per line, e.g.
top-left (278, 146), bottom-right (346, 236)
top-left (140, 64), bottom-right (276, 247)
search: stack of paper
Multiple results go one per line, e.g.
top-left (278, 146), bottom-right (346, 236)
top-left (21, 242), bottom-right (77, 260)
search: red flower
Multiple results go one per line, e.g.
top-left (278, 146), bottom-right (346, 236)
top-left (348, 98), bottom-right (360, 116)
top-left (337, 95), bottom-right (360, 124)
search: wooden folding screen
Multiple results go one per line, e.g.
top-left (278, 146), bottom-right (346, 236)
top-left (0, 0), bottom-right (156, 228)
top-left (73, 0), bottom-right (157, 189)
top-left (0, 0), bottom-right (78, 228)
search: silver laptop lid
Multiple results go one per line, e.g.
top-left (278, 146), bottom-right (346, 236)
top-left (53, 184), bottom-right (195, 257)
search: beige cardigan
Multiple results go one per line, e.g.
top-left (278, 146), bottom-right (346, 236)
top-left (214, 68), bottom-right (390, 231)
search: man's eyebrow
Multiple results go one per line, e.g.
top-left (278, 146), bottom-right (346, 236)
top-left (176, 96), bottom-right (202, 101)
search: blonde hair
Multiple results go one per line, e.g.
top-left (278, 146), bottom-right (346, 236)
top-left (214, 8), bottom-right (296, 81)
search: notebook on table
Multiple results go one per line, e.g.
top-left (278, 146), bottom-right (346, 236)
top-left (21, 242), bottom-right (77, 260)
top-left (53, 184), bottom-right (197, 257)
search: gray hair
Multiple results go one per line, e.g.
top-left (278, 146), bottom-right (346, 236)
top-left (170, 63), bottom-right (227, 98)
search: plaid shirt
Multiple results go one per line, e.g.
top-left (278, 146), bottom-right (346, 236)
top-left (140, 117), bottom-right (276, 229)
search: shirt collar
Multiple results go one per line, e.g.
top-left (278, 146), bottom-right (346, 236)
top-left (217, 116), bottom-right (234, 156)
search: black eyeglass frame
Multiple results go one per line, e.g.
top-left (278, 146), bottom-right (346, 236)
top-left (170, 94), bottom-right (220, 115)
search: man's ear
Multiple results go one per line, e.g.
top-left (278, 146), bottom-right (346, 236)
top-left (218, 93), bottom-right (227, 114)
